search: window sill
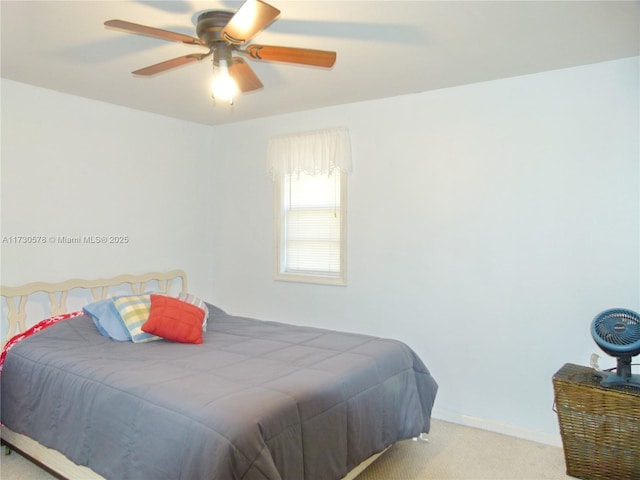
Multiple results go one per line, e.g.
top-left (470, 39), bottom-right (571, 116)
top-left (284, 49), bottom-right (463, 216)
top-left (274, 272), bottom-right (346, 286)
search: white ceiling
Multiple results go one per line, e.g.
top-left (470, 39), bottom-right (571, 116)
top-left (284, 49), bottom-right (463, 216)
top-left (2, 1), bottom-right (638, 126)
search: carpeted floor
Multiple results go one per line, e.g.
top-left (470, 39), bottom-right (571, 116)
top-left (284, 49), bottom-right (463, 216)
top-left (0, 419), bottom-right (571, 479)
top-left (355, 419), bottom-right (571, 479)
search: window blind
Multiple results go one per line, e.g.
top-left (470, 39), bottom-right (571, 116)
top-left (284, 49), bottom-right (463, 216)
top-left (283, 171), bottom-right (341, 276)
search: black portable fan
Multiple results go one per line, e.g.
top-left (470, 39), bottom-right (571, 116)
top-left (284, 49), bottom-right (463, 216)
top-left (591, 308), bottom-right (640, 388)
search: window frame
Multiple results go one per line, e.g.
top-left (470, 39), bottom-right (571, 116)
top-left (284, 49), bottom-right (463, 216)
top-left (273, 170), bottom-right (348, 286)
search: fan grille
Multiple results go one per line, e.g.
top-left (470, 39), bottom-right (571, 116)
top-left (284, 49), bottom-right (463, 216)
top-left (595, 315), bottom-right (640, 345)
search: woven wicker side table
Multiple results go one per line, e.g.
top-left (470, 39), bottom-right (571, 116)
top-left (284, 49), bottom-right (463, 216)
top-left (553, 363), bottom-right (640, 480)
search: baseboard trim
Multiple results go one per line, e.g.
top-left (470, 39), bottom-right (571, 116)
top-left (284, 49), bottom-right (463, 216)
top-left (431, 409), bottom-right (563, 447)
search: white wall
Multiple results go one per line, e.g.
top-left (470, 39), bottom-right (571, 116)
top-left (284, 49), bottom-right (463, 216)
top-left (0, 80), bottom-right (217, 299)
top-left (1, 57), bottom-right (638, 446)
top-left (209, 57), bottom-right (640, 445)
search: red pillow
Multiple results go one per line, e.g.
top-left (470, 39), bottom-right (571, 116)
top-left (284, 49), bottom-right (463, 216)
top-left (142, 294), bottom-right (204, 344)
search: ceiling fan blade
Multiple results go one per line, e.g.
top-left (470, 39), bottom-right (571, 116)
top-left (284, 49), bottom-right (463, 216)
top-left (245, 45), bottom-right (336, 68)
top-left (133, 53), bottom-right (209, 76)
top-left (222, 0), bottom-right (280, 45)
top-left (105, 19), bottom-right (204, 46)
top-left (228, 58), bottom-right (264, 92)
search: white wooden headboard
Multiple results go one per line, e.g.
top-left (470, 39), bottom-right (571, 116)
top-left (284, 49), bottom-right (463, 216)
top-left (1, 270), bottom-right (187, 345)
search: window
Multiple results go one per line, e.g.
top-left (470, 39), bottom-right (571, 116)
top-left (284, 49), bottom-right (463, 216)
top-left (268, 127), bottom-right (351, 285)
top-left (274, 169), bottom-right (347, 285)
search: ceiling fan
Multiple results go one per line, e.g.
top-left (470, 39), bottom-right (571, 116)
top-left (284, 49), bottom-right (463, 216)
top-left (104, 0), bottom-right (337, 103)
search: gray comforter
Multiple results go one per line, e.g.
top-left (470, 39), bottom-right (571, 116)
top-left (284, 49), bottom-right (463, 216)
top-left (1, 308), bottom-right (438, 480)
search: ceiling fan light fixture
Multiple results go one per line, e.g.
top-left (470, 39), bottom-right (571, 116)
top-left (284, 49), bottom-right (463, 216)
top-left (211, 59), bottom-right (237, 105)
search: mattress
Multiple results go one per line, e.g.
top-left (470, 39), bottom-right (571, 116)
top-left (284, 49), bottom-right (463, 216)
top-left (1, 306), bottom-right (438, 480)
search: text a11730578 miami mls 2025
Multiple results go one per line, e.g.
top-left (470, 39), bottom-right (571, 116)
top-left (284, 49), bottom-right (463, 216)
top-left (1, 235), bottom-right (130, 245)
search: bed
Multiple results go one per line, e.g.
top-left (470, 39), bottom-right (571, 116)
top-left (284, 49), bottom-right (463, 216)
top-left (1, 270), bottom-right (438, 480)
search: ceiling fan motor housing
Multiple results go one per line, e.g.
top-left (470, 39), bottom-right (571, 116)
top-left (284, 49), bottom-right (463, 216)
top-left (196, 11), bottom-right (234, 46)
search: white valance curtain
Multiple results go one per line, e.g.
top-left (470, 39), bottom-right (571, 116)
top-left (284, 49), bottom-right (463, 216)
top-left (267, 127), bottom-right (352, 178)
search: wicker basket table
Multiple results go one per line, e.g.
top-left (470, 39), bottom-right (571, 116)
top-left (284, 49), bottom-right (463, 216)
top-left (553, 363), bottom-right (640, 480)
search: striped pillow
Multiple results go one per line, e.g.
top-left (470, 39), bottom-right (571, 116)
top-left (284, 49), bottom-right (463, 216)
top-left (113, 294), bottom-right (161, 343)
top-left (177, 293), bottom-right (209, 331)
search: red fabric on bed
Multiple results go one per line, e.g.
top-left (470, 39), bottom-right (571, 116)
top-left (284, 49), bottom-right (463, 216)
top-left (142, 294), bottom-right (204, 344)
top-left (0, 311), bottom-right (83, 375)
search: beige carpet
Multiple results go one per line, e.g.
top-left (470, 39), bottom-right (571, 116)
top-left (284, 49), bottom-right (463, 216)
top-left (355, 419), bottom-right (571, 480)
top-left (0, 419), bottom-right (572, 480)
